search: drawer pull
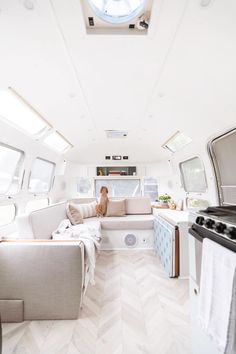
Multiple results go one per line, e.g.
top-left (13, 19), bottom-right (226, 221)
top-left (194, 288), bottom-right (198, 295)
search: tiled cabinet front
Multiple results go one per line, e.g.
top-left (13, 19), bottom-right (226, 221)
top-left (153, 217), bottom-right (177, 277)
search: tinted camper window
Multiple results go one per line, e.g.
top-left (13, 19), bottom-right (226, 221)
top-left (180, 157), bottom-right (207, 193)
top-left (143, 178), bottom-right (158, 202)
top-left (28, 158), bottom-right (55, 194)
top-left (0, 143), bottom-right (24, 195)
top-left (77, 177), bottom-right (93, 197)
top-left (209, 128), bottom-right (236, 205)
top-left (95, 179), bottom-right (140, 198)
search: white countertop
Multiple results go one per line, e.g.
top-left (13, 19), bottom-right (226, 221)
top-left (153, 209), bottom-right (190, 225)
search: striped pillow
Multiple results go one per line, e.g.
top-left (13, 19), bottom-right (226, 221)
top-left (76, 201), bottom-right (97, 219)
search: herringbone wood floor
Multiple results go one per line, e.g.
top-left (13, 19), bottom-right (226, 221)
top-left (2, 251), bottom-right (191, 354)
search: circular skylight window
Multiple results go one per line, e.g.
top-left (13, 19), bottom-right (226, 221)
top-left (88, 0), bottom-right (146, 24)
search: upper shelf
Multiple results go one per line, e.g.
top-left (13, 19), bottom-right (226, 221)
top-left (96, 166), bottom-right (137, 177)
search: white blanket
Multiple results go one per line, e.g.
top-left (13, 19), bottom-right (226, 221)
top-left (52, 219), bottom-right (101, 285)
top-left (199, 238), bottom-right (236, 353)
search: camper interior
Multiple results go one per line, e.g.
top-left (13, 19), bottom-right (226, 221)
top-left (1, 0), bottom-right (236, 353)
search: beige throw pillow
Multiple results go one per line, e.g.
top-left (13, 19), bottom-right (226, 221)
top-left (76, 201), bottom-right (97, 219)
top-left (66, 204), bottom-right (83, 225)
top-left (106, 200), bottom-right (126, 217)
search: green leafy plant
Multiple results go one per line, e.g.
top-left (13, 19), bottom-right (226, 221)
top-left (158, 194), bottom-right (171, 202)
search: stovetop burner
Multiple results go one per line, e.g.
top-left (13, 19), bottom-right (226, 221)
top-left (199, 205), bottom-right (236, 224)
top-left (190, 205), bottom-right (236, 250)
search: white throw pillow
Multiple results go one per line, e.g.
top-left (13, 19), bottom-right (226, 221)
top-left (76, 201), bottom-right (97, 219)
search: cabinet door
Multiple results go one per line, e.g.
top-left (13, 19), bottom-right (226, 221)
top-left (154, 217), bottom-right (175, 277)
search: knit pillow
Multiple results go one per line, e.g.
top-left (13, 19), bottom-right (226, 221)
top-left (76, 201), bottom-right (97, 219)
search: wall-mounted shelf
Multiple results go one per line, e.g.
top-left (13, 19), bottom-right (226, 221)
top-left (96, 166), bottom-right (136, 176)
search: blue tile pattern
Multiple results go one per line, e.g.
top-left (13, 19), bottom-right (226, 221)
top-left (153, 217), bottom-right (175, 277)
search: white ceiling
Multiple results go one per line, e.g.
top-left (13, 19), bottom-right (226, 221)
top-left (0, 0), bottom-right (236, 163)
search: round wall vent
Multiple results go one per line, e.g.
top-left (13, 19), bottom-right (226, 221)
top-left (124, 233), bottom-right (137, 247)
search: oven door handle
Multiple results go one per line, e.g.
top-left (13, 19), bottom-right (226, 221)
top-left (189, 227), bottom-right (203, 243)
top-left (189, 224), bottom-right (236, 253)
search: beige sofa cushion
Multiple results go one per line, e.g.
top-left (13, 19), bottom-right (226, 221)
top-left (83, 215), bottom-right (154, 230)
top-left (125, 197), bottom-right (151, 215)
top-left (66, 204), bottom-right (83, 225)
top-left (106, 200), bottom-right (126, 217)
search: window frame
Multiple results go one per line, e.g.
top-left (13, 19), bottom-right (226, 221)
top-left (208, 127), bottom-right (236, 205)
top-left (179, 156), bottom-right (207, 193)
top-left (28, 157), bottom-right (55, 195)
top-left (94, 177), bottom-right (141, 199)
top-left (0, 142), bottom-right (25, 196)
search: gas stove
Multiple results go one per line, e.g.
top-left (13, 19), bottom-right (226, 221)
top-left (194, 205), bottom-right (236, 241)
top-left (189, 206), bottom-right (236, 253)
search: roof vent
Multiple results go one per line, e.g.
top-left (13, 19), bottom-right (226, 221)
top-left (105, 130), bottom-right (128, 139)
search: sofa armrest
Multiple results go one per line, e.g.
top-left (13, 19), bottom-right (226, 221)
top-left (0, 241), bottom-right (84, 321)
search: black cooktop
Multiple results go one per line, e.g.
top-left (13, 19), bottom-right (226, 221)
top-left (199, 205), bottom-right (236, 225)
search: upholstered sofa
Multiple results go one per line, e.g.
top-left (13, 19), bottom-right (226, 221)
top-left (16, 197), bottom-right (154, 249)
top-left (0, 197), bottom-right (153, 322)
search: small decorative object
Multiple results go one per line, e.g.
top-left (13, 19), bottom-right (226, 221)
top-left (158, 194), bottom-right (172, 205)
top-left (176, 199), bottom-right (183, 211)
top-left (98, 169), bottom-right (103, 176)
top-left (168, 200), bottom-right (176, 210)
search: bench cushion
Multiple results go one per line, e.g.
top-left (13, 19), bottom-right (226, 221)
top-left (125, 197), bottom-right (151, 215)
top-left (84, 215), bottom-right (154, 230)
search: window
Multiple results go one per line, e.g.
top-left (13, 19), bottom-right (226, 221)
top-left (0, 204), bottom-right (16, 226)
top-left (25, 198), bottom-right (49, 214)
top-left (209, 128), bottom-right (236, 205)
top-left (162, 131), bottom-right (192, 153)
top-left (77, 177), bottom-right (93, 197)
top-left (95, 178), bottom-right (140, 198)
top-left (143, 178), bottom-right (158, 202)
top-left (0, 143), bottom-right (24, 195)
top-left (180, 157), bottom-right (207, 193)
top-left (28, 158), bottom-right (55, 194)
top-left (88, 0), bottom-right (146, 24)
top-left (0, 89), bottom-right (50, 136)
top-left (43, 131), bottom-right (72, 154)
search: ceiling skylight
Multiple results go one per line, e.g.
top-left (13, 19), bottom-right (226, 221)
top-left (88, 0), bottom-right (146, 24)
top-left (162, 131), bottom-right (192, 153)
top-left (0, 89), bottom-right (51, 136)
top-left (43, 131), bottom-right (72, 153)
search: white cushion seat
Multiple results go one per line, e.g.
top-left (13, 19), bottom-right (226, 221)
top-left (83, 214), bottom-right (154, 230)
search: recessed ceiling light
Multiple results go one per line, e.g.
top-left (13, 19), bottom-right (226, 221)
top-left (23, 0), bottom-right (35, 10)
top-left (200, 0), bottom-right (212, 7)
top-left (69, 92), bottom-right (76, 98)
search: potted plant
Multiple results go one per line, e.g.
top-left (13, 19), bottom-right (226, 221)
top-left (157, 194), bottom-right (172, 205)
